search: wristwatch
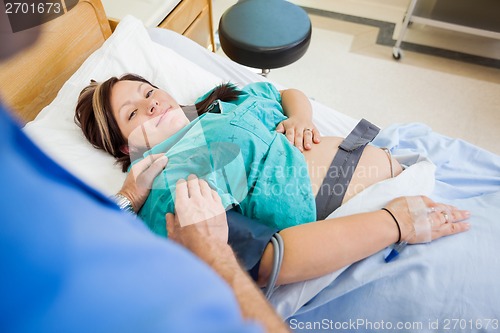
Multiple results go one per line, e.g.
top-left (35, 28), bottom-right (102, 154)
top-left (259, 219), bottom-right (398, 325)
top-left (112, 193), bottom-right (135, 214)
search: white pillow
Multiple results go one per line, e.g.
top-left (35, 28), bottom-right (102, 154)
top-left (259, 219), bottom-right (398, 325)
top-left (24, 16), bottom-right (223, 195)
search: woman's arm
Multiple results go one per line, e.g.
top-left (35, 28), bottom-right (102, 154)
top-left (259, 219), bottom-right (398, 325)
top-left (276, 89), bottom-right (321, 152)
top-left (257, 196), bottom-right (470, 286)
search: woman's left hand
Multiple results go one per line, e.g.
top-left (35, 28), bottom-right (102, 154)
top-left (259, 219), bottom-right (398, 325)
top-left (276, 117), bottom-right (321, 152)
top-left (385, 196), bottom-right (470, 244)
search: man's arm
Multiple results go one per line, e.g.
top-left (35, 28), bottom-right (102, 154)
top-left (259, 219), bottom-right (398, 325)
top-left (166, 175), bottom-right (290, 333)
top-left (188, 236), bottom-right (290, 333)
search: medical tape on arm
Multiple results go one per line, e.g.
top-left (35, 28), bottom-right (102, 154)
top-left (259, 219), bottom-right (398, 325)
top-left (405, 196), bottom-right (432, 243)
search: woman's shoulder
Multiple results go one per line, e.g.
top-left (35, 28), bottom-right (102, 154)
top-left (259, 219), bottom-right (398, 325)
top-left (241, 82), bottom-right (280, 100)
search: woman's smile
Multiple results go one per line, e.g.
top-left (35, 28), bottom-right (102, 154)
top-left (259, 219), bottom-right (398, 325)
top-left (156, 106), bottom-right (173, 127)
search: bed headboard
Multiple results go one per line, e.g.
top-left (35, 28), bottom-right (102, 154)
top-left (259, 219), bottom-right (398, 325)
top-left (0, 0), bottom-right (111, 124)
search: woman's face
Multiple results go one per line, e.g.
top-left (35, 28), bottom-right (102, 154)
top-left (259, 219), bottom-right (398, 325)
top-left (110, 80), bottom-right (189, 149)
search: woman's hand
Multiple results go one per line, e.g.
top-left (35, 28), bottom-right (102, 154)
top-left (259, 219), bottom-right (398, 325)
top-left (420, 198), bottom-right (471, 243)
top-left (385, 196), bottom-right (470, 244)
top-left (276, 117), bottom-right (321, 152)
top-left (166, 175), bottom-right (228, 253)
top-left (118, 154), bottom-right (168, 213)
top-left (278, 88), bottom-right (321, 152)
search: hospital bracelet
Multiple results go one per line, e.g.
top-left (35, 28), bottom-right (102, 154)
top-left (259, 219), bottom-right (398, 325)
top-left (112, 193), bottom-right (135, 214)
top-left (381, 208), bottom-right (401, 243)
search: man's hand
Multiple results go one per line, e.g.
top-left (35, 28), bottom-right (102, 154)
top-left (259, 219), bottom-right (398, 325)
top-left (118, 154), bottom-right (168, 213)
top-left (166, 175), bottom-right (228, 255)
top-left (166, 176), bottom-right (290, 332)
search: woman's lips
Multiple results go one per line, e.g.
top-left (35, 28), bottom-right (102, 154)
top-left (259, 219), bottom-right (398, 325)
top-left (156, 106), bottom-right (172, 126)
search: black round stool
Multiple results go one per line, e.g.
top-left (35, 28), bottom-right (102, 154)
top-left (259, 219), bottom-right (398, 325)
top-left (218, 0), bottom-right (312, 76)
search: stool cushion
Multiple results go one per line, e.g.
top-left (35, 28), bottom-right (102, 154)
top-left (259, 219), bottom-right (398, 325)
top-left (218, 0), bottom-right (312, 69)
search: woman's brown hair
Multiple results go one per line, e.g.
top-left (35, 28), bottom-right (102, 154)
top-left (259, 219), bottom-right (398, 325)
top-left (75, 73), bottom-right (241, 172)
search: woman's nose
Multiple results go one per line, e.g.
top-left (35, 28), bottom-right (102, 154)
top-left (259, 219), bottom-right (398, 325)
top-left (147, 100), bottom-right (159, 115)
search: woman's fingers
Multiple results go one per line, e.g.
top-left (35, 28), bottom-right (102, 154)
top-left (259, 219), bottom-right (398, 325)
top-left (285, 128), bottom-right (295, 146)
top-left (426, 200), bottom-right (471, 240)
top-left (302, 128), bottom-right (313, 150)
top-left (277, 120), bottom-right (321, 152)
top-left (433, 221), bottom-right (470, 239)
top-left (302, 128), bottom-right (321, 150)
top-left (312, 128), bottom-right (321, 143)
top-left (294, 129), bottom-right (304, 152)
top-left (450, 209), bottom-right (471, 222)
top-left (428, 203), bottom-right (470, 224)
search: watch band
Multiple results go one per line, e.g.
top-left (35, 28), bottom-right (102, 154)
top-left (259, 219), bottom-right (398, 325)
top-left (112, 193), bottom-right (135, 214)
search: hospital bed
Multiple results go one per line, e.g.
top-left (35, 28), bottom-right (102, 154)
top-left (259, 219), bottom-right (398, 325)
top-left (2, 0), bottom-right (500, 331)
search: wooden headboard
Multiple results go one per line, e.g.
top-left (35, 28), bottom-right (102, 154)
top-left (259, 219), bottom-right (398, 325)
top-left (0, 0), bottom-right (112, 124)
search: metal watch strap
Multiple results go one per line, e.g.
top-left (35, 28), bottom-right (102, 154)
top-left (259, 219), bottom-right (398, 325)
top-left (112, 193), bottom-right (135, 214)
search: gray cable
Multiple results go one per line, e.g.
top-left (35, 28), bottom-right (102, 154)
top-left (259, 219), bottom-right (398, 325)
top-left (265, 233), bottom-right (284, 299)
top-left (264, 237), bottom-right (279, 299)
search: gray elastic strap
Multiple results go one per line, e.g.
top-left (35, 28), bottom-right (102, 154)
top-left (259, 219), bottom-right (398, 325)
top-left (315, 119), bottom-right (380, 220)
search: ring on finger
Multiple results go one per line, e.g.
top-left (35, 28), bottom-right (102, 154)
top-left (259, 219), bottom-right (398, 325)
top-left (441, 212), bottom-right (450, 223)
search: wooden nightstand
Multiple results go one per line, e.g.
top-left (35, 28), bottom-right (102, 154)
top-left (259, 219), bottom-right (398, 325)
top-left (158, 0), bottom-right (215, 52)
top-left (103, 0), bottom-right (215, 52)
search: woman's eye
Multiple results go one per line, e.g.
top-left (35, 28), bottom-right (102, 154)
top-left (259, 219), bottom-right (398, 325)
top-left (128, 110), bottom-right (137, 120)
top-left (146, 89), bottom-right (153, 98)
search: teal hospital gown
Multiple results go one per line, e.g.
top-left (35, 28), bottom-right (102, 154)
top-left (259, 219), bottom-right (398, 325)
top-left (138, 82), bottom-right (316, 237)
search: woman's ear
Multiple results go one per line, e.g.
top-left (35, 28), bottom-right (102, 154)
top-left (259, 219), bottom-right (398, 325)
top-left (119, 145), bottom-right (130, 155)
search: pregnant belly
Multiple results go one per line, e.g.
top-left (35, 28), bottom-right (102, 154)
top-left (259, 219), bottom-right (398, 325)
top-left (303, 137), bottom-right (402, 204)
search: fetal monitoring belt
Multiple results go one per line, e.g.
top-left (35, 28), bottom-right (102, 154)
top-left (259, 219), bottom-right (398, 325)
top-left (315, 119), bottom-right (380, 220)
